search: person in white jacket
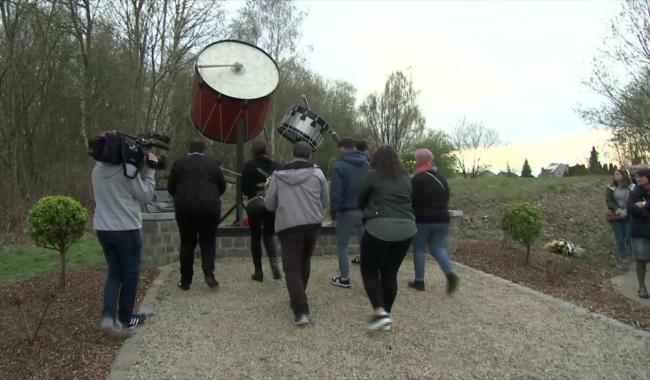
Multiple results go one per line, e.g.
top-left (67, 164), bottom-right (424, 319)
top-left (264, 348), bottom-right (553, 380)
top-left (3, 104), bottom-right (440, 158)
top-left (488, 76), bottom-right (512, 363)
top-left (264, 141), bottom-right (329, 327)
top-left (91, 134), bottom-right (156, 339)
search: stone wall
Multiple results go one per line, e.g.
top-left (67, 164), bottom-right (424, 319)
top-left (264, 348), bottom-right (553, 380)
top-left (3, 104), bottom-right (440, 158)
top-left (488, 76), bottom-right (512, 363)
top-left (141, 211), bottom-right (463, 269)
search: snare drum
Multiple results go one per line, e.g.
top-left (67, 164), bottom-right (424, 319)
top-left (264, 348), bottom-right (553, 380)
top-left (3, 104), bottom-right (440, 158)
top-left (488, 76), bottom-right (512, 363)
top-left (190, 40), bottom-right (280, 144)
top-left (277, 105), bottom-right (331, 151)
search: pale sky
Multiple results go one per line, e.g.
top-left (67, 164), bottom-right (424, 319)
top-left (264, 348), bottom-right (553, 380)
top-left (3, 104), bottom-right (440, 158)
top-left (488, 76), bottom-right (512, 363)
top-left (230, 1), bottom-right (623, 174)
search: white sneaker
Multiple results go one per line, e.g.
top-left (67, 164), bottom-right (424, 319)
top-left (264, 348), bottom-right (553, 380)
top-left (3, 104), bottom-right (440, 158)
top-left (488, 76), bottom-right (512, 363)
top-left (293, 314), bottom-right (311, 327)
top-left (368, 313), bottom-right (392, 331)
top-left (100, 317), bottom-right (133, 340)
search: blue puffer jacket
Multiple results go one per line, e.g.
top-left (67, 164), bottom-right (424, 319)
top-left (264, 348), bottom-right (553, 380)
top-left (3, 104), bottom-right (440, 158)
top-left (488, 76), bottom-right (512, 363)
top-left (330, 150), bottom-right (369, 219)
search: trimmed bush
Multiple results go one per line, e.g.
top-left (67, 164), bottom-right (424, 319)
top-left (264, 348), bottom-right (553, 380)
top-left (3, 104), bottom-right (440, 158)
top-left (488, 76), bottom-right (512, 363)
top-left (26, 196), bottom-right (88, 286)
top-left (501, 202), bottom-right (543, 264)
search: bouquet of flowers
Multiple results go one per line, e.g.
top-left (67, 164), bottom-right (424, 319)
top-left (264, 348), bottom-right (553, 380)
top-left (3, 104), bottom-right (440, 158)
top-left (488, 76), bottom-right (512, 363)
top-left (543, 239), bottom-right (576, 257)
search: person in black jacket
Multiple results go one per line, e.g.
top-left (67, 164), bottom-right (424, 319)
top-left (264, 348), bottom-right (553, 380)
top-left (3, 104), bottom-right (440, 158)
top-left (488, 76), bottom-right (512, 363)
top-left (358, 145), bottom-right (416, 331)
top-left (241, 140), bottom-right (281, 282)
top-left (627, 168), bottom-right (650, 298)
top-left (407, 148), bottom-right (459, 293)
top-left (167, 140), bottom-right (226, 291)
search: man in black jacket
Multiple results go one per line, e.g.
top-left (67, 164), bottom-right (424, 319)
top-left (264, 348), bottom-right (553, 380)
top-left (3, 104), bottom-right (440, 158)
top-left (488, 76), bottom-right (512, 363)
top-left (168, 140), bottom-right (226, 290)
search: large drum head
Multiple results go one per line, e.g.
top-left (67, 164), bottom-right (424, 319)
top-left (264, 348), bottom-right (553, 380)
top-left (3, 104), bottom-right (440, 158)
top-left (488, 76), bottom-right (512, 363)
top-left (196, 40), bottom-right (279, 100)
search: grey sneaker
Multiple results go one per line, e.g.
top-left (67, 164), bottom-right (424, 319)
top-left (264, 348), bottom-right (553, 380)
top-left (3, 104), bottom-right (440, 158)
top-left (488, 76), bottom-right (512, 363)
top-left (100, 317), bottom-right (133, 340)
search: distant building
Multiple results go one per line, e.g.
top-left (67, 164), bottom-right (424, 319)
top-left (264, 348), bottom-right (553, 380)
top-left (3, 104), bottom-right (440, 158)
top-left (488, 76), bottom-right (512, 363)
top-left (497, 171), bottom-right (519, 178)
top-left (478, 170), bottom-right (496, 178)
top-left (538, 163), bottom-right (569, 177)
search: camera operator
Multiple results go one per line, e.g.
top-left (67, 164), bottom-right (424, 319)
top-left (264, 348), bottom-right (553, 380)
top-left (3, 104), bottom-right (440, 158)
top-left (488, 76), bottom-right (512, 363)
top-left (90, 133), bottom-right (157, 340)
top-left (167, 139), bottom-right (226, 291)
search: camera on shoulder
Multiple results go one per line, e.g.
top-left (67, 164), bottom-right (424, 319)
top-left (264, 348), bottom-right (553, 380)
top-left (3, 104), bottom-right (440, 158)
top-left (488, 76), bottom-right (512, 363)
top-left (87, 131), bottom-right (171, 178)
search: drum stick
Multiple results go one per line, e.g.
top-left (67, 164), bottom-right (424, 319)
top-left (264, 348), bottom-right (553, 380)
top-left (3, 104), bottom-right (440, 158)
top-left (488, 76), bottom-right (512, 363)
top-left (301, 94), bottom-right (310, 110)
top-left (197, 63), bottom-right (243, 71)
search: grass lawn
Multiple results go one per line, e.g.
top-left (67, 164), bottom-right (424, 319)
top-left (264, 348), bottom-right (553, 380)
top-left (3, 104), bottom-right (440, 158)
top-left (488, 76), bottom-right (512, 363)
top-left (0, 234), bottom-right (104, 284)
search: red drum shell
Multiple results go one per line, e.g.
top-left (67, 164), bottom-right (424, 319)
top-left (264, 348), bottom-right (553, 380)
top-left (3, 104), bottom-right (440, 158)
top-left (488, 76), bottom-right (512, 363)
top-left (190, 74), bottom-right (272, 144)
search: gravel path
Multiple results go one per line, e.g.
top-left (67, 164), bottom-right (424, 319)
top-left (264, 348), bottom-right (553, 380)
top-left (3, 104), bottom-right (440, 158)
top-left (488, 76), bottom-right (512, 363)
top-left (112, 256), bottom-right (650, 379)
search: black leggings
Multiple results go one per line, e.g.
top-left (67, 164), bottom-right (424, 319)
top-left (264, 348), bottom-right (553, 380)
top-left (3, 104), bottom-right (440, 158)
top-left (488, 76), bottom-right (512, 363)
top-left (360, 232), bottom-right (412, 313)
top-left (248, 211), bottom-right (277, 273)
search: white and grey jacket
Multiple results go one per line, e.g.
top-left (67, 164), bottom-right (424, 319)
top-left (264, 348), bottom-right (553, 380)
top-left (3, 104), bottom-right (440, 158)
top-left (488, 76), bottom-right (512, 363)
top-left (264, 159), bottom-right (329, 234)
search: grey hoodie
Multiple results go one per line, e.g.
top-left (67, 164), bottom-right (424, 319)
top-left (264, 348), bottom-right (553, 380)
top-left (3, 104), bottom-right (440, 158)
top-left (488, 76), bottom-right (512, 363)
top-left (92, 162), bottom-right (156, 231)
top-left (264, 159), bottom-right (329, 234)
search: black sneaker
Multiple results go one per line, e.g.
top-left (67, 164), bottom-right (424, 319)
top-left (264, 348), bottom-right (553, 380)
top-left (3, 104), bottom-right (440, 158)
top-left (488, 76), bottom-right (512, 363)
top-left (251, 273), bottom-right (263, 282)
top-left (205, 275), bottom-right (219, 289)
top-left (122, 313), bottom-right (152, 329)
top-left (178, 281), bottom-right (190, 291)
top-left (330, 276), bottom-right (351, 288)
top-left (368, 313), bottom-right (392, 331)
top-left (272, 270), bottom-right (282, 280)
top-left (408, 280), bottom-right (425, 291)
top-left (446, 273), bottom-right (459, 294)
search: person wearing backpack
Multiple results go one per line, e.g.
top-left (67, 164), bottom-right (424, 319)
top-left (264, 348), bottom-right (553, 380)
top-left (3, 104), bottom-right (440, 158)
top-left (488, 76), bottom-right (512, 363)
top-left (242, 140), bottom-right (281, 282)
top-left (408, 148), bottom-right (459, 293)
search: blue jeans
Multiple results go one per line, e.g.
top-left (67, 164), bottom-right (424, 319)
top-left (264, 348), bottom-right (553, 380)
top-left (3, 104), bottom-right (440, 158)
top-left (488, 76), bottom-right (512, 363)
top-left (97, 230), bottom-right (142, 323)
top-left (610, 218), bottom-right (630, 263)
top-left (335, 210), bottom-right (364, 278)
top-left (412, 223), bottom-right (453, 281)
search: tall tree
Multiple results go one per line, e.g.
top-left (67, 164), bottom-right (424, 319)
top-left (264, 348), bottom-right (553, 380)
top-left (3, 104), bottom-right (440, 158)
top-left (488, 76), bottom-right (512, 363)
top-left (588, 146), bottom-right (602, 174)
top-left (358, 70), bottom-right (425, 153)
top-left (228, 0), bottom-right (307, 154)
top-left (580, 0), bottom-right (650, 165)
top-left (521, 159), bottom-right (533, 178)
top-left (449, 117), bottom-right (500, 178)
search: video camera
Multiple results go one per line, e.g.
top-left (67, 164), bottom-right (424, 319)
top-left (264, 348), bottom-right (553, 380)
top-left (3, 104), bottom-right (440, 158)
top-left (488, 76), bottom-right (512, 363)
top-left (87, 131), bottom-right (171, 179)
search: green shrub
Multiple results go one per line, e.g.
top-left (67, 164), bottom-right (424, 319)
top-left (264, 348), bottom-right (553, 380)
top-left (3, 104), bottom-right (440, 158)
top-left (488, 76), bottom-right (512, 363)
top-left (501, 202), bottom-right (543, 264)
top-left (26, 196), bottom-right (88, 287)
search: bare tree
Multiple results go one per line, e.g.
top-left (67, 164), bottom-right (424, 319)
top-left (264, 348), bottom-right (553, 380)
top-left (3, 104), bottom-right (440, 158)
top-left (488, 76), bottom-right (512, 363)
top-left (358, 70), bottom-right (425, 153)
top-left (580, 0), bottom-right (650, 165)
top-left (450, 117), bottom-right (500, 178)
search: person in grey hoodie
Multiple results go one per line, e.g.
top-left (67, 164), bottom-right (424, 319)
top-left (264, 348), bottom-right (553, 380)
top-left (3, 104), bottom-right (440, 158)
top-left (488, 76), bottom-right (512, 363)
top-left (264, 141), bottom-right (329, 326)
top-left (91, 135), bottom-right (157, 340)
top-left (329, 137), bottom-right (369, 288)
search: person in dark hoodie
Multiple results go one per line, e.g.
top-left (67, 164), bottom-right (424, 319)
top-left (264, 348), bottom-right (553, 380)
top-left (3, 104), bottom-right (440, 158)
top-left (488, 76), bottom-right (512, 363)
top-left (329, 137), bottom-right (369, 288)
top-left (264, 141), bottom-right (329, 326)
top-left (358, 145), bottom-right (416, 331)
top-left (627, 168), bottom-right (650, 298)
top-left (241, 140), bottom-right (282, 282)
top-left (407, 148), bottom-right (459, 293)
top-left (91, 133), bottom-right (157, 339)
top-left (167, 139), bottom-right (226, 291)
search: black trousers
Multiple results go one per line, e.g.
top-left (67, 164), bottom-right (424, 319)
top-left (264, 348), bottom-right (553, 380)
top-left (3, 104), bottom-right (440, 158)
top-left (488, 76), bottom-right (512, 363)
top-left (175, 208), bottom-right (220, 284)
top-left (248, 210), bottom-right (277, 273)
top-left (278, 225), bottom-right (321, 316)
top-left (360, 232), bottom-right (412, 313)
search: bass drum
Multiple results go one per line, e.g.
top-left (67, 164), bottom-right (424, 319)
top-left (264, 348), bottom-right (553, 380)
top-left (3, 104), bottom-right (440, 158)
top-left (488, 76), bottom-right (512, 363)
top-left (190, 40), bottom-right (280, 143)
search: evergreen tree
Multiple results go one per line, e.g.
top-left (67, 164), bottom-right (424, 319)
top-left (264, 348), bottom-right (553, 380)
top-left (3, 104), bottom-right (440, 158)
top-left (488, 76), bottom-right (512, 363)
top-left (588, 147), bottom-right (602, 174)
top-left (521, 159), bottom-right (533, 178)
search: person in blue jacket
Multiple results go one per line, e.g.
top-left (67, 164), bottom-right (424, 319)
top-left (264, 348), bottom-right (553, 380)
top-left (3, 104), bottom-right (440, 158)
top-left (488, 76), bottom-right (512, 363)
top-left (329, 137), bottom-right (369, 288)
